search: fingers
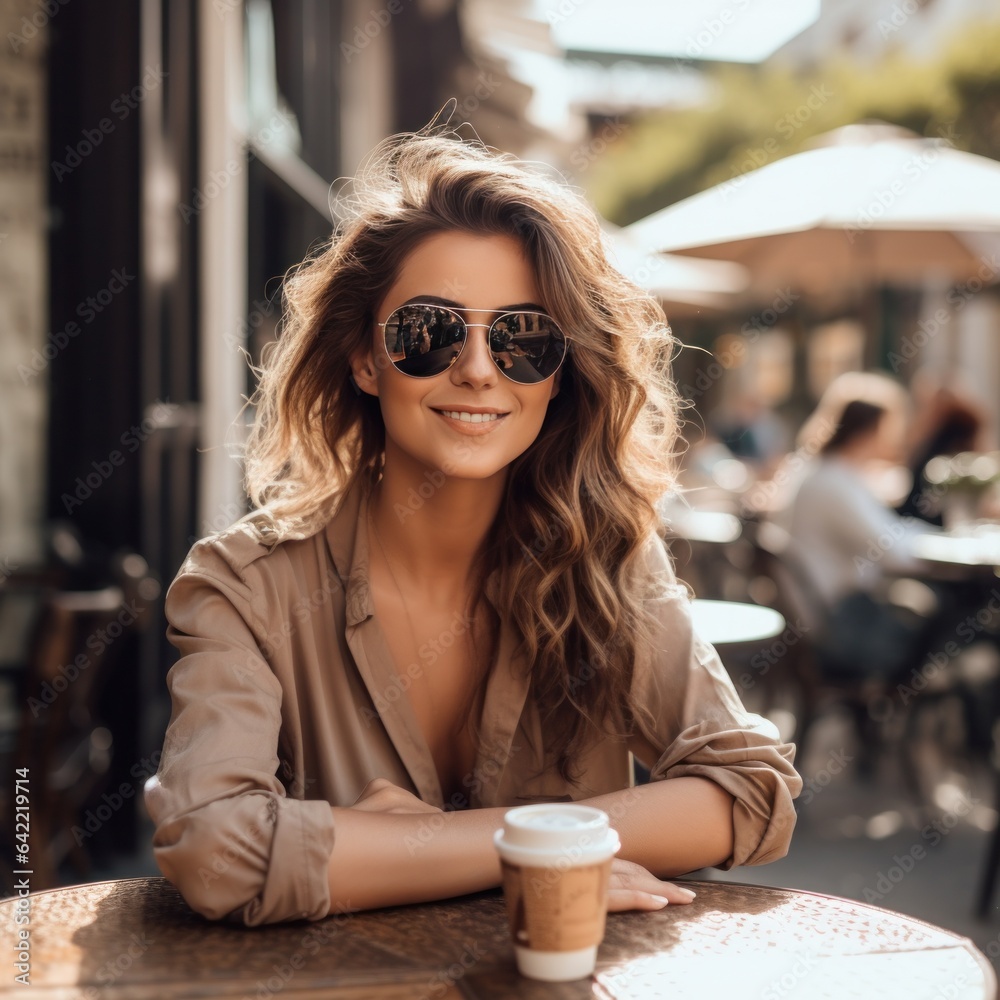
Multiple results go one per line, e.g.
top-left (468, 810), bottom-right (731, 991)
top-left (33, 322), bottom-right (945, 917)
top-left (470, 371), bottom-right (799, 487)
top-left (607, 889), bottom-right (671, 913)
top-left (606, 883), bottom-right (697, 912)
top-left (607, 859), bottom-right (697, 912)
top-left (650, 881), bottom-right (697, 904)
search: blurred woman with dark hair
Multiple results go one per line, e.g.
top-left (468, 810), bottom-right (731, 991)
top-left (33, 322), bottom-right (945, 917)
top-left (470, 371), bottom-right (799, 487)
top-left (782, 373), bottom-right (930, 679)
top-left (897, 385), bottom-right (985, 524)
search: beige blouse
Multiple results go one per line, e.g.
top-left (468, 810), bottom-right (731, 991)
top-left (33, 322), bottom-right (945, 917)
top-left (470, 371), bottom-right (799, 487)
top-left (144, 480), bottom-right (801, 925)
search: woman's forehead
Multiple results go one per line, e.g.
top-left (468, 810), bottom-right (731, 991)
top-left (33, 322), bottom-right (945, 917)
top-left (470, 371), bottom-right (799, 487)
top-left (385, 231), bottom-right (539, 307)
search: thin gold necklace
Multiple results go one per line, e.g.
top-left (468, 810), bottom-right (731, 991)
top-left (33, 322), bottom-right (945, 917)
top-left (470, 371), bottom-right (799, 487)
top-left (369, 508), bottom-right (423, 673)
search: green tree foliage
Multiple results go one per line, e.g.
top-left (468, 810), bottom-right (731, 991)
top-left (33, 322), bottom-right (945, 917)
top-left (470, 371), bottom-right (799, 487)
top-left (588, 19), bottom-right (1000, 226)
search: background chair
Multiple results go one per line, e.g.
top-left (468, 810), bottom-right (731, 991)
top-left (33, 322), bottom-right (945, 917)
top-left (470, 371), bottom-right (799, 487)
top-left (741, 517), bottom-right (945, 803)
top-left (0, 533), bottom-right (159, 890)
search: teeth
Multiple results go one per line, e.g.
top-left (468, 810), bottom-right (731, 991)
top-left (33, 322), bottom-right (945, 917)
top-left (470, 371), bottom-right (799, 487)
top-left (441, 410), bottom-right (501, 423)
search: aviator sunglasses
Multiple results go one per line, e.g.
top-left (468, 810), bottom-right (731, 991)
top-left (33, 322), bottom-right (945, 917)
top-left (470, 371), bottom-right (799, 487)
top-left (377, 302), bottom-right (567, 385)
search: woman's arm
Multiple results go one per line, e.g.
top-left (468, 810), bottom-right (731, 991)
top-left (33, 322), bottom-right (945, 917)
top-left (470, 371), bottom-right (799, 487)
top-left (326, 776), bottom-right (729, 913)
top-left (588, 775), bottom-right (735, 875)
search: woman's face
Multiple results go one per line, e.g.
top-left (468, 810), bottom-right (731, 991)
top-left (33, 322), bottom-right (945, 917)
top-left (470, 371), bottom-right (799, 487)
top-left (353, 231), bottom-right (562, 482)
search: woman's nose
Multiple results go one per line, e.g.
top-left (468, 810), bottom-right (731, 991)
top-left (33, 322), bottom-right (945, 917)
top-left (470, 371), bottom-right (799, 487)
top-left (450, 320), bottom-right (499, 387)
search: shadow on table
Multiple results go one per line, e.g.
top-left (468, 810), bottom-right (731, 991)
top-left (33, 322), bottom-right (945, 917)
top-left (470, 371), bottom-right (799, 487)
top-left (70, 878), bottom-right (517, 998)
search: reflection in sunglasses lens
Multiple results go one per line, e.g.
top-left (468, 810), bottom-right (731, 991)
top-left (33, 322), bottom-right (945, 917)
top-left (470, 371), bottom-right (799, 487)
top-left (382, 304), bottom-right (566, 383)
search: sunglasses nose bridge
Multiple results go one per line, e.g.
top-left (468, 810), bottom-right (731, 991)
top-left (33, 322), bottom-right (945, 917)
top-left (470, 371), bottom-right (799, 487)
top-left (449, 318), bottom-right (503, 383)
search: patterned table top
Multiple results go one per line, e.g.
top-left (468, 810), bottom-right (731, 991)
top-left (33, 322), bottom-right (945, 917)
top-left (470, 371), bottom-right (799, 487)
top-left (1, 876), bottom-right (995, 999)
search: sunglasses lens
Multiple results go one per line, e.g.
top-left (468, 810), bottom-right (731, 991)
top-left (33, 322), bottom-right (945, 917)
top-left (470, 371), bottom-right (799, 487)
top-left (382, 305), bottom-right (566, 383)
top-left (382, 304), bottom-right (464, 377)
top-left (490, 313), bottom-right (566, 384)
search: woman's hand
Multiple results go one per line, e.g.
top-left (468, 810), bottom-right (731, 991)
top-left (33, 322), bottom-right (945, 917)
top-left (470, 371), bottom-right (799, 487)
top-left (350, 777), bottom-right (443, 815)
top-left (607, 858), bottom-right (697, 912)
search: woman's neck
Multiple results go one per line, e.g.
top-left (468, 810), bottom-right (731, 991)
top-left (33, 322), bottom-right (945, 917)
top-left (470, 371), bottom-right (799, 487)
top-left (369, 456), bottom-right (507, 601)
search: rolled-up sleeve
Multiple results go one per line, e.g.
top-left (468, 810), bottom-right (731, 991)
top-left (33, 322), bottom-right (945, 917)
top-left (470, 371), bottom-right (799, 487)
top-left (144, 537), bottom-right (336, 925)
top-left (631, 534), bottom-right (802, 868)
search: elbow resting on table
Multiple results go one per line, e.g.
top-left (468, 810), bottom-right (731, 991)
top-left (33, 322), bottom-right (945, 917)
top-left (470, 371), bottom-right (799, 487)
top-left (150, 813), bottom-right (264, 922)
top-left (146, 787), bottom-right (290, 923)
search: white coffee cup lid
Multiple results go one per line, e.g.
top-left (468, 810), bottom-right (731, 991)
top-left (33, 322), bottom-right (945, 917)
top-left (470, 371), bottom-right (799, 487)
top-left (494, 804), bottom-right (620, 867)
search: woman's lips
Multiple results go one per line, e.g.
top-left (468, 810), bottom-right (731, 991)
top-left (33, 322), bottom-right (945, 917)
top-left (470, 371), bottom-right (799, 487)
top-left (437, 408), bottom-right (505, 423)
top-left (432, 409), bottom-right (510, 433)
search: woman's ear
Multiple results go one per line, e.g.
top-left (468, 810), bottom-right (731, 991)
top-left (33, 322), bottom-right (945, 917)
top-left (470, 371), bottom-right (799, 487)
top-left (349, 351), bottom-right (380, 397)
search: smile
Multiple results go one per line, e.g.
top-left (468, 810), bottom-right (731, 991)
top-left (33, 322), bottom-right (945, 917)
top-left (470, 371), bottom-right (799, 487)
top-left (437, 410), bottom-right (505, 423)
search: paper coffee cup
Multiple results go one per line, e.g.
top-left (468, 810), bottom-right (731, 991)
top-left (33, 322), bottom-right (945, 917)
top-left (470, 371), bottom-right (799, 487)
top-left (494, 804), bottom-right (620, 982)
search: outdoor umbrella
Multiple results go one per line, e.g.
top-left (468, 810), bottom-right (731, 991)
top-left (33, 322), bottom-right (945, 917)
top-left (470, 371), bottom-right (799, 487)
top-left (625, 122), bottom-right (1000, 298)
top-left (602, 224), bottom-right (749, 316)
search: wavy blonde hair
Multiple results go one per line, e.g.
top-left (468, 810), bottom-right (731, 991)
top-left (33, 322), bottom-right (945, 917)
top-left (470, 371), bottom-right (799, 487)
top-left (245, 126), bottom-right (681, 781)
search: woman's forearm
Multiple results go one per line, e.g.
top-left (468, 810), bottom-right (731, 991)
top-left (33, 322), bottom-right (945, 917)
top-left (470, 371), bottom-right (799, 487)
top-left (326, 777), bottom-right (734, 913)
top-left (327, 804), bottom-right (507, 911)
top-left (583, 776), bottom-right (735, 876)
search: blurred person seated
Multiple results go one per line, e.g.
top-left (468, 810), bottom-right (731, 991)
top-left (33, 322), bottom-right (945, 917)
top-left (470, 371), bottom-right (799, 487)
top-left (777, 372), bottom-right (933, 681)
top-left (897, 381), bottom-right (986, 526)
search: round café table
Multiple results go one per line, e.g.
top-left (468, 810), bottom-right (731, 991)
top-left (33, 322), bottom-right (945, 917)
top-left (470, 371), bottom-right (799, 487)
top-left (690, 598), bottom-right (786, 646)
top-left (912, 527), bottom-right (1000, 572)
top-left (662, 507), bottom-right (742, 545)
top-left (1, 876), bottom-right (994, 998)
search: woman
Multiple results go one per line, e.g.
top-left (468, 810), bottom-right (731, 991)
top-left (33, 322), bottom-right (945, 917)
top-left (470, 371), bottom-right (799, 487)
top-left (145, 128), bottom-right (800, 926)
top-left (782, 373), bottom-right (929, 680)
top-left (786, 373), bottom-right (924, 609)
